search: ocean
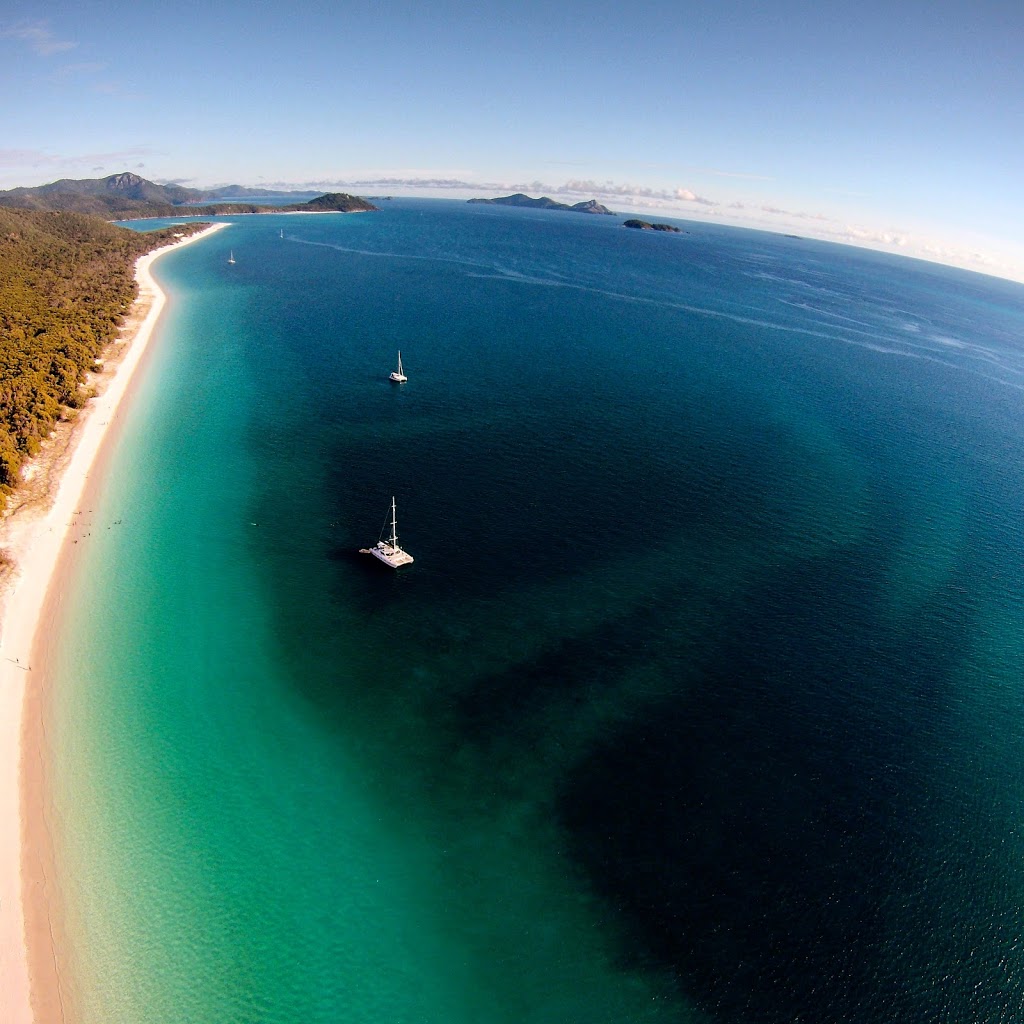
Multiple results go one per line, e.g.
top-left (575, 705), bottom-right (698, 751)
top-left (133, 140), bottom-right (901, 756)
top-left (50, 199), bottom-right (1024, 1022)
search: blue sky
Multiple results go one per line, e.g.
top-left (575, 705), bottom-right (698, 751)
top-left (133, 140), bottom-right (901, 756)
top-left (2, 0), bottom-right (1023, 281)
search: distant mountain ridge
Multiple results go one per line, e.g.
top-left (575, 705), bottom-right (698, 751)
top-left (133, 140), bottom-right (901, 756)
top-left (467, 193), bottom-right (614, 215)
top-left (0, 172), bottom-right (375, 218)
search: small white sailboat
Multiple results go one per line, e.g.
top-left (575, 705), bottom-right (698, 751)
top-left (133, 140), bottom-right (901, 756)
top-left (360, 496), bottom-right (414, 568)
top-left (227, 250), bottom-right (236, 264)
top-left (389, 351), bottom-right (407, 383)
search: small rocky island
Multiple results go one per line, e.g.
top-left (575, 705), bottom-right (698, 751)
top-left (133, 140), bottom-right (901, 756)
top-left (468, 194), bottom-right (614, 215)
top-left (623, 219), bottom-right (682, 233)
top-left (281, 193), bottom-right (376, 213)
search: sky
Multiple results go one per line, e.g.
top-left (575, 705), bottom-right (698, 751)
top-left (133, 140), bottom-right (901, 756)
top-left (2, 0), bottom-right (1023, 282)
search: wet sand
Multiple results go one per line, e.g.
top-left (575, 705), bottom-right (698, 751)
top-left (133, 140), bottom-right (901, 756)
top-left (0, 223), bottom-right (226, 1024)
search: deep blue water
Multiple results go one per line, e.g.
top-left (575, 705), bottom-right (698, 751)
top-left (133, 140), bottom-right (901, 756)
top-left (56, 199), bottom-right (1024, 1023)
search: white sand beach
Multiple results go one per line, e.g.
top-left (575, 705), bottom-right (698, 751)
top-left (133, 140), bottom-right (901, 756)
top-left (0, 222), bottom-right (226, 1024)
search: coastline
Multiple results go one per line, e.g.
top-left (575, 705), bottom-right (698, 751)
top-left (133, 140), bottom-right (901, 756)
top-left (0, 222), bottom-right (226, 1024)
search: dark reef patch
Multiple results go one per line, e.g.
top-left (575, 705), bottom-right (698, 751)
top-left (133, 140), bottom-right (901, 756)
top-left (558, 544), bottom-right (977, 1023)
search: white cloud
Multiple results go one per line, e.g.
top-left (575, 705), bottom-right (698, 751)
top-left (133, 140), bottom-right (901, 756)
top-left (544, 178), bottom-right (717, 206)
top-left (0, 146), bottom-right (156, 187)
top-left (918, 243), bottom-right (995, 268)
top-left (1, 20), bottom-right (76, 56)
top-left (675, 188), bottom-right (716, 206)
top-left (0, 148), bottom-right (61, 169)
top-left (837, 224), bottom-right (911, 247)
top-left (699, 167), bottom-right (774, 181)
top-left (760, 204), bottom-right (831, 223)
top-left (272, 175), bottom-right (720, 210)
top-left (53, 60), bottom-right (107, 78)
top-left (91, 80), bottom-right (132, 96)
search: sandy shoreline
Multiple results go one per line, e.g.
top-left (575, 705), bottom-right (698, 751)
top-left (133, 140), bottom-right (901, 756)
top-left (0, 222), bottom-right (226, 1024)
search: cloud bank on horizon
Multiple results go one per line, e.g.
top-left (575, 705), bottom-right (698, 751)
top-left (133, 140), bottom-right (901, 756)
top-left (0, 149), bottom-right (1014, 281)
top-left (221, 173), bottom-right (1015, 281)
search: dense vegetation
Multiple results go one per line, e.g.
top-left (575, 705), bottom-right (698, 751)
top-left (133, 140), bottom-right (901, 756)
top-left (0, 208), bottom-right (208, 493)
top-left (467, 193), bottom-right (614, 215)
top-left (0, 175), bottom-right (374, 502)
top-left (289, 192), bottom-right (376, 213)
top-left (0, 172), bottom-right (376, 218)
top-left (112, 194), bottom-right (376, 218)
top-left (623, 219), bottom-right (683, 232)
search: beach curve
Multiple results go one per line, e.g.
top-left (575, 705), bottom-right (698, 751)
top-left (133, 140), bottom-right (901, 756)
top-left (0, 222), bottom-right (226, 1024)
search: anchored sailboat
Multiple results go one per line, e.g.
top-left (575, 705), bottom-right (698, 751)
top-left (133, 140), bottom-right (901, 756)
top-left (227, 250), bottom-right (236, 264)
top-left (389, 351), bottom-right (407, 383)
top-left (360, 496), bottom-right (414, 568)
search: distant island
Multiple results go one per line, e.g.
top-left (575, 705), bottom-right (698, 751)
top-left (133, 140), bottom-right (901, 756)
top-left (0, 172), bottom-right (376, 219)
top-left (623, 219), bottom-right (682, 233)
top-left (279, 193), bottom-right (376, 214)
top-left (468, 194), bottom-right (614, 215)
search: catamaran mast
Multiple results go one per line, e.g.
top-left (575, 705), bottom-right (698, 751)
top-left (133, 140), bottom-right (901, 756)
top-left (390, 496), bottom-right (398, 547)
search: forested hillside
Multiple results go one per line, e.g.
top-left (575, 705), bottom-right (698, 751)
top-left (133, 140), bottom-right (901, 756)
top-left (0, 209), bottom-right (208, 492)
top-left (0, 172), bottom-right (376, 218)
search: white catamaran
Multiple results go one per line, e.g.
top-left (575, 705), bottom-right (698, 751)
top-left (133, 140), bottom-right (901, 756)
top-left (360, 496), bottom-right (414, 568)
top-left (389, 351), bottom-right (407, 383)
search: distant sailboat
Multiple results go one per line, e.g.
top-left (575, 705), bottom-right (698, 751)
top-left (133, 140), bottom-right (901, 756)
top-left (227, 250), bottom-right (236, 264)
top-left (279, 229), bottom-right (284, 239)
top-left (360, 496), bottom-right (414, 568)
top-left (389, 351), bottom-right (407, 383)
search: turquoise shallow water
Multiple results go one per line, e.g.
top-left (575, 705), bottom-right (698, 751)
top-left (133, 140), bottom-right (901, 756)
top-left (52, 201), bottom-right (1024, 1022)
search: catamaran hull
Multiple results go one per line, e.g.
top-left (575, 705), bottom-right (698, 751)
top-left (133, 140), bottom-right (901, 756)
top-left (362, 542), bottom-right (414, 568)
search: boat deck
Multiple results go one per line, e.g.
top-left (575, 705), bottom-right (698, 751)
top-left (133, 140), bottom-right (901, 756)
top-left (361, 542), bottom-right (414, 568)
